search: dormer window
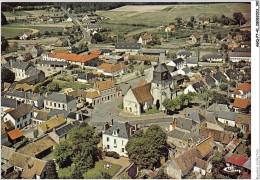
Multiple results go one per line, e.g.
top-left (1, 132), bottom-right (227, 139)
top-left (113, 130), bottom-right (117, 135)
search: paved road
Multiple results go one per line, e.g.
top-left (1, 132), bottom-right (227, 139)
top-left (60, 6), bottom-right (90, 39)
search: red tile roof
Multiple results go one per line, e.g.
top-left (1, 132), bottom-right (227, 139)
top-left (226, 154), bottom-right (248, 166)
top-left (50, 53), bottom-right (99, 63)
top-left (7, 128), bottom-right (23, 140)
top-left (237, 83), bottom-right (251, 93)
top-left (233, 98), bottom-right (249, 109)
top-left (193, 32), bottom-right (200, 39)
top-left (98, 63), bottom-right (128, 73)
top-left (131, 83), bottom-right (153, 104)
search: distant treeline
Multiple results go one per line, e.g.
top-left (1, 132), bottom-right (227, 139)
top-left (2, 2), bottom-right (250, 12)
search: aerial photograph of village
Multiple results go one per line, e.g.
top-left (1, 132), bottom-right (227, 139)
top-left (1, 1), bottom-right (253, 179)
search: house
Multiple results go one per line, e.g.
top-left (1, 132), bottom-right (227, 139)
top-left (141, 49), bottom-right (166, 56)
top-left (1, 97), bottom-right (19, 115)
top-left (97, 63), bottom-right (128, 76)
top-left (38, 16), bottom-right (53, 22)
top-left (165, 25), bottom-right (175, 32)
top-left (173, 74), bottom-right (185, 87)
top-left (99, 49), bottom-right (112, 59)
top-left (108, 32), bottom-right (117, 38)
top-left (77, 73), bottom-right (98, 83)
top-left (123, 83), bottom-right (153, 115)
top-left (14, 83), bottom-right (36, 92)
top-left (66, 17), bottom-right (73, 22)
top-left (198, 17), bottom-right (210, 24)
top-left (193, 158), bottom-right (212, 175)
top-left (8, 152), bottom-right (47, 179)
top-left (116, 163), bottom-right (138, 179)
top-left (177, 51), bottom-right (192, 59)
top-left (115, 42), bottom-right (142, 53)
top-left (224, 69), bottom-right (238, 80)
top-left (213, 71), bottom-right (226, 84)
top-left (186, 57), bottom-right (198, 67)
top-left (200, 128), bottom-right (234, 145)
top-left (167, 58), bottom-right (185, 69)
top-left (189, 32), bottom-right (200, 44)
top-left (173, 116), bottom-right (200, 134)
top-left (199, 68), bottom-right (211, 76)
top-left (232, 83), bottom-right (251, 99)
top-left (229, 52), bottom-right (251, 62)
top-left (217, 111), bottom-right (238, 127)
top-left (177, 67), bottom-right (194, 77)
top-left (86, 24), bottom-right (101, 31)
top-left (207, 103), bottom-right (229, 113)
top-left (138, 33), bottom-right (152, 44)
top-left (3, 103), bottom-right (34, 129)
top-left (67, 89), bottom-right (88, 103)
top-left (20, 31), bottom-right (32, 40)
top-left (204, 54), bottom-right (223, 62)
top-left (85, 79), bottom-right (122, 106)
top-left (5, 89), bottom-right (45, 109)
top-left (128, 55), bottom-right (159, 65)
top-left (234, 34), bottom-right (243, 41)
top-left (44, 92), bottom-right (77, 112)
top-left (7, 128), bottom-right (24, 144)
top-left (49, 121), bottom-right (80, 143)
top-left (204, 74), bottom-right (216, 88)
top-left (102, 121), bottom-right (136, 156)
top-left (37, 60), bottom-right (69, 68)
top-left (167, 128), bottom-right (205, 150)
top-left (233, 47), bottom-right (251, 52)
top-left (125, 37), bottom-right (136, 43)
top-left (235, 114), bottom-right (251, 133)
top-left (109, 55), bottom-right (124, 64)
top-left (226, 153), bottom-right (248, 168)
top-left (225, 138), bottom-right (240, 152)
top-left (55, 38), bottom-right (69, 47)
top-left (240, 41), bottom-right (250, 48)
top-left (18, 135), bottom-right (57, 159)
top-left (184, 84), bottom-right (196, 94)
top-left (1, 120), bottom-right (15, 147)
top-left (38, 115), bottom-right (66, 136)
top-left (232, 98), bottom-right (250, 113)
top-left (31, 110), bottom-right (48, 125)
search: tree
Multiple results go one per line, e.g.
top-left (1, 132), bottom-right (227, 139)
top-left (1, 36), bottom-right (9, 52)
top-left (45, 160), bottom-right (58, 179)
top-left (54, 123), bottom-right (100, 175)
top-left (216, 33), bottom-right (222, 40)
top-left (233, 12), bottom-right (246, 26)
top-left (219, 83), bottom-right (228, 91)
top-left (85, 171), bottom-right (112, 179)
top-left (1, 12), bottom-right (8, 25)
top-left (47, 82), bottom-right (61, 92)
top-left (126, 125), bottom-right (167, 169)
top-left (212, 15), bottom-right (218, 23)
top-left (190, 16), bottom-right (195, 23)
top-left (203, 34), bottom-right (208, 42)
top-left (1, 67), bottom-right (15, 83)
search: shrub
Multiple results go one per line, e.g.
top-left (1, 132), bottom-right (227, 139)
top-left (106, 151), bottom-right (120, 159)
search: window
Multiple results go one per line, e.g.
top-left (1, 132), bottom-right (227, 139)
top-left (114, 139), bottom-right (116, 144)
top-left (54, 103), bottom-right (56, 107)
top-left (107, 137), bottom-right (109, 142)
top-left (107, 145), bottom-right (110, 149)
top-left (63, 104), bottom-right (65, 109)
top-left (122, 140), bottom-right (124, 145)
top-left (122, 148), bottom-right (124, 152)
top-left (50, 102), bottom-right (52, 106)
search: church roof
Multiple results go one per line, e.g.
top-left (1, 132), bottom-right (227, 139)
top-left (153, 63), bottom-right (168, 72)
top-left (131, 83), bottom-right (153, 104)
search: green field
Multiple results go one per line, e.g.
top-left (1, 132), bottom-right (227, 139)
top-left (83, 160), bottom-right (122, 178)
top-left (26, 26), bottom-right (63, 34)
top-left (97, 3), bottom-right (250, 27)
top-left (2, 11), bottom-right (31, 17)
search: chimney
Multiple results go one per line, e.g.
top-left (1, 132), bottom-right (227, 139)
top-left (111, 119), bottom-right (114, 126)
top-left (10, 60), bottom-right (13, 69)
top-left (184, 114), bottom-right (186, 118)
top-left (76, 113), bottom-right (80, 120)
top-left (194, 108), bottom-right (197, 113)
top-left (104, 122), bottom-right (109, 131)
top-left (169, 123), bottom-right (173, 131)
top-left (134, 124), bottom-right (138, 131)
top-left (53, 128), bottom-right (56, 133)
top-left (130, 127), bottom-right (134, 136)
top-left (70, 121), bottom-right (74, 125)
top-left (117, 127), bottom-right (120, 134)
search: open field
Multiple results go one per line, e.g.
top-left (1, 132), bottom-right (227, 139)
top-left (2, 11), bottom-right (31, 17)
top-left (111, 5), bottom-right (170, 12)
top-left (23, 10), bottom-right (62, 16)
top-left (97, 3), bottom-right (250, 27)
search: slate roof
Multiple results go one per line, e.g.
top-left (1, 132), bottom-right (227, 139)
top-left (154, 63), bottom-right (169, 72)
top-left (46, 92), bottom-right (75, 103)
top-left (193, 81), bottom-right (205, 90)
top-left (67, 112), bottom-right (88, 121)
top-left (78, 73), bottom-right (97, 80)
top-left (131, 83), bottom-right (153, 104)
top-left (207, 103), bottom-right (229, 113)
top-left (167, 129), bottom-right (186, 140)
top-left (199, 68), bottom-right (211, 76)
top-left (178, 51), bottom-right (192, 56)
top-left (176, 118), bottom-right (197, 131)
top-left (218, 111), bottom-right (238, 121)
top-left (55, 121), bottom-right (80, 137)
top-left (99, 49), bottom-right (112, 54)
top-left (25, 67), bottom-right (42, 76)
top-left (1, 96), bottom-right (18, 108)
top-left (48, 109), bottom-right (70, 119)
top-left (142, 49), bottom-right (165, 54)
top-left (8, 103), bottom-right (33, 120)
top-left (11, 60), bottom-right (31, 70)
top-left (186, 112), bottom-right (206, 123)
top-left (103, 121), bottom-right (134, 139)
top-left (6, 88), bottom-right (26, 99)
top-left (205, 75), bottom-right (216, 85)
top-left (7, 128), bottom-right (23, 140)
top-left (204, 54), bottom-right (222, 59)
top-left (38, 60), bottom-right (69, 66)
top-left (234, 47), bottom-right (251, 52)
top-left (173, 58), bottom-right (184, 64)
top-left (173, 74), bottom-right (184, 81)
top-left (225, 69), bottom-right (238, 79)
top-left (229, 52), bottom-right (251, 57)
top-left (167, 65), bottom-right (177, 72)
top-left (186, 57), bottom-right (198, 64)
top-left (213, 71), bottom-right (226, 82)
top-left (182, 67), bottom-right (192, 74)
top-left (115, 42), bottom-right (142, 50)
top-left (204, 111), bottom-right (218, 124)
top-left (233, 98), bottom-right (250, 109)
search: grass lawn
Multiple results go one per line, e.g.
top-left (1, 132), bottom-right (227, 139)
top-left (84, 160), bottom-right (122, 178)
top-left (2, 11), bottom-right (32, 17)
top-left (54, 80), bottom-right (92, 91)
top-left (142, 108), bottom-right (161, 115)
top-left (26, 26), bottom-right (63, 34)
top-left (58, 164), bottom-right (75, 179)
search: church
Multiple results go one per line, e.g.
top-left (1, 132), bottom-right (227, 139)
top-left (123, 63), bottom-right (174, 115)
